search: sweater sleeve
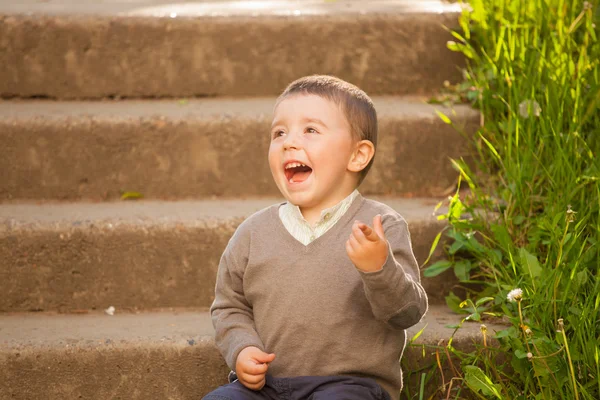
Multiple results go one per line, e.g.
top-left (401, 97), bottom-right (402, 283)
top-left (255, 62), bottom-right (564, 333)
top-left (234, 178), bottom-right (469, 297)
top-left (210, 227), bottom-right (265, 369)
top-left (357, 216), bottom-right (428, 330)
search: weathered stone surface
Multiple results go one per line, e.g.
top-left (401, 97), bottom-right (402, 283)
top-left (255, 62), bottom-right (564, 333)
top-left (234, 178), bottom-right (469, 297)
top-left (0, 306), bottom-right (505, 399)
top-left (0, 198), bottom-right (458, 312)
top-left (0, 1), bottom-right (464, 99)
top-left (0, 311), bottom-right (228, 400)
top-left (0, 0), bottom-right (464, 17)
top-left (0, 97), bottom-right (479, 201)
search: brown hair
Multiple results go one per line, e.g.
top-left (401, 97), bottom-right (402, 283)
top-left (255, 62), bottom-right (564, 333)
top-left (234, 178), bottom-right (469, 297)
top-left (276, 75), bottom-right (378, 186)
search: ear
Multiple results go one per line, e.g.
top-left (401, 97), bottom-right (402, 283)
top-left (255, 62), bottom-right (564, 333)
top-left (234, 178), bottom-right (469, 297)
top-left (347, 140), bottom-right (375, 173)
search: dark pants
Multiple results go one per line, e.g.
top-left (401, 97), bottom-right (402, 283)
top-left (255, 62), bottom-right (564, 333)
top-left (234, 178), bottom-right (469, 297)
top-left (202, 374), bottom-right (392, 400)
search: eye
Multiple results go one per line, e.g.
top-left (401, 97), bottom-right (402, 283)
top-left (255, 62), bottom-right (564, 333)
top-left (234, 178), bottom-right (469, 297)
top-left (272, 129), bottom-right (285, 139)
top-left (306, 127), bottom-right (318, 134)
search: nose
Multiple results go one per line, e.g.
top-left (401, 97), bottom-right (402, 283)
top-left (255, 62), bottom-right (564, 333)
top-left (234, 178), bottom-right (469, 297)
top-left (283, 130), bottom-right (301, 151)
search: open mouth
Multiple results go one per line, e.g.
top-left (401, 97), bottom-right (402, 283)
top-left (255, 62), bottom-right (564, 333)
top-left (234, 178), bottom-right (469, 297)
top-left (284, 162), bottom-right (313, 184)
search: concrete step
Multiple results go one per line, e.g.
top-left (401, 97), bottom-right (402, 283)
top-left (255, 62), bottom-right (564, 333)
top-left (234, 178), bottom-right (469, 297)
top-left (0, 97), bottom-right (478, 201)
top-left (0, 198), bottom-right (459, 312)
top-left (0, 0), bottom-right (465, 99)
top-left (0, 305), bottom-right (504, 399)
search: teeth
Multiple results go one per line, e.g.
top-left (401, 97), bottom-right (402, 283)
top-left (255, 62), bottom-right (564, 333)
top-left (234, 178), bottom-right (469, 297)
top-left (285, 162), bottom-right (307, 169)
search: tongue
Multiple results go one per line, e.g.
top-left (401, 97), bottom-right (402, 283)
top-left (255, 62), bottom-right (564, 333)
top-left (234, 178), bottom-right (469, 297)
top-left (291, 169), bottom-right (311, 183)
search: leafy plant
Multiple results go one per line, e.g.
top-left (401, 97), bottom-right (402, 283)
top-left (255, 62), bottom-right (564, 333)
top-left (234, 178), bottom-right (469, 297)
top-left (415, 0), bottom-right (600, 398)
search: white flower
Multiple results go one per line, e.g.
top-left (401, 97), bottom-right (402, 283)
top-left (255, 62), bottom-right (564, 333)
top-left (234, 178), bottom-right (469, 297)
top-left (566, 205), bottom-right (577, 223)
top-left (518, 100), bottom-right (541, 118)
top-left (507, 288), bottom-right (523, 302)
top-left (527, 352), bottom-right (533, 360)
top-left (105, 306), bottom-right (116, 316)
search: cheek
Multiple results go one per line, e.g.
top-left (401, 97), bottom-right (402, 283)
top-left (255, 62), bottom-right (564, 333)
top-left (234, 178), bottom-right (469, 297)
top-left (268, 144), bottom-right (280, 170)
top-left (314, 138), bottom-right (352, 166)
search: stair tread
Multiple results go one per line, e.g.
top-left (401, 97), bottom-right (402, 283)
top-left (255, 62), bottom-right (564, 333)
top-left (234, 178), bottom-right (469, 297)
top-left (0, 0), bottom-right (462, 17)
top-left (0, 305), bottom-right (504, 350)
top-left (0, 97), bottom-right (477, 121)
top-left (0, 197), bottom-right (447, 231)
top-left (0, 198), bottom-right (458, 311)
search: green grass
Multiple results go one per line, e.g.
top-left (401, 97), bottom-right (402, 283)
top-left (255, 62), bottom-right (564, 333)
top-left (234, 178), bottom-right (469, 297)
top-left (412, 0), bottom-right (600, 398)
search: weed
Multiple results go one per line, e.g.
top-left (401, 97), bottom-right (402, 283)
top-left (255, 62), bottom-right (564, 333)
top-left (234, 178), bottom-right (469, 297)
top-left (414, 0), bottom-right (600, 398)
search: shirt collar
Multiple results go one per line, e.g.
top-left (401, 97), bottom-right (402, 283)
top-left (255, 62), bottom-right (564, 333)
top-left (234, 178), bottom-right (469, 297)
top-left (286, 189), bottom-right (359, 227)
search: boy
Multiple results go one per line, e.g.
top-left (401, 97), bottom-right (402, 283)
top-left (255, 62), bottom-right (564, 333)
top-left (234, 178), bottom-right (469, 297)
top-left (204, 75), bottom-right (428, 400)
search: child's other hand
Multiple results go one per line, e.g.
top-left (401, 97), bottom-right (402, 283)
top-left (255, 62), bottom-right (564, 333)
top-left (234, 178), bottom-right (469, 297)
top-left (235, 346), bottom-right (276, 391)
top-left (346, 214), bottom-right (388, 273)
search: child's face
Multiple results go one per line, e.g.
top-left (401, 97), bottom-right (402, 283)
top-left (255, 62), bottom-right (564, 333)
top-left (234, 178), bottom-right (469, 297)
top-left (269, 94), bottom-right (357, 211)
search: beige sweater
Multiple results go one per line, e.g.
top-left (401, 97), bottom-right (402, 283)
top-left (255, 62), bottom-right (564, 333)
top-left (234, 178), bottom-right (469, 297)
top-left (210, 194), bottom-right (428, 398)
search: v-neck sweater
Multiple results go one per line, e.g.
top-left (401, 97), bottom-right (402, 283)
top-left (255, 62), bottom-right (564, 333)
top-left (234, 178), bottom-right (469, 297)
top-left (210, 194), bottom-right (429, 398)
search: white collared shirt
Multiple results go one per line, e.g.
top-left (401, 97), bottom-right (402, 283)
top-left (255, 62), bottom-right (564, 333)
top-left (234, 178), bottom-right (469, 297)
top-left (278, 190), bottom-right (359, 245)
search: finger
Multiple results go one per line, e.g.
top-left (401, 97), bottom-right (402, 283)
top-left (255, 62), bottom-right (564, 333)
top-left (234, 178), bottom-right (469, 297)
top-left (349, 234), bottom-right (361, 251)
top-left (242, 377), bottom-right (266, 391)
top-left (346, 237), bottom-right (358, 253)
top-left (345, 239), bottom-right (355, 257)
top-left (240, 372), bottom-right (266, 384)
top-left (373, 214), bottom-right (385, 240)
top-left (358, 222), bottom-right (380, 243)
top-left (243, 361), bottom-right (269, 376)
top-left (253, 352), bottom-right (276, 364)
top-left (352, 222), bottom-right (369, 245)
top-left (358, 223), bottom-right (376, 241)
top-left (254, 378), bottom-right (267, 391)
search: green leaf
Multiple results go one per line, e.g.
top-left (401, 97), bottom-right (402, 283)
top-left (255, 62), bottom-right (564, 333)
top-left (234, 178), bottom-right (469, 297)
top-left (468, 0), bottom-right (487, 29)
top-left (495, 327), bottom-right (518, 339)
top-left (467, 89), bottom-right (479, 101)
top-left (450, 30), bottom-right (467, 43)
top-left (454, 260), bottom-right (471, 281)
top-left (478, 133), bottom-right (502, 163)
top-left (569, 306), bottom-right (582, 316)
top-left (120, 191), bottom-right (144, 200)
top-left (459, 12), bottom-right (471, 40)
top-left (423, 260), bottom-right (452, 277)
top-left (446, 41), bottom-right (474, 58)
top-left (574, 270), bottom-right (588, 290)
top-left (466, 311), bottom-right (481, 321)
top-left (515, 349), bottom-right (529, 359)
top-left (421, 230), bottom-right (443, 267)
top-left (531, 338), bottom-right (562, 377)
top-left (511, 355), bottom-right (530, 378)
top-left (409, 324), bottom-right (427, 344)
top-left (488, 249), bottom-right (503, 264)
top-left (463, 365), bottom-right (502, 399)
top-left (447, 40), bottom-right (461, 52)
top-left (519, 247), bottom-right (542, 280)
top-left (513, 215), bottom-right (526, 225)
top-left (435, 109), bottom-right (452, 124)
top-left (445, 291), bottom-right (465, 314)
top-left (448, 240), bottom-right (465, 255)
top-left (475, 296), bottom-right (494, 307)
top-left (491, 223), bottom-right (512, 251)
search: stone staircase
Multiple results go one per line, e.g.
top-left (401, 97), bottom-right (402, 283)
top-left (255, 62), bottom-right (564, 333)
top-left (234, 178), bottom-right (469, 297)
top-left (0, 1), bottom-right (503, 399)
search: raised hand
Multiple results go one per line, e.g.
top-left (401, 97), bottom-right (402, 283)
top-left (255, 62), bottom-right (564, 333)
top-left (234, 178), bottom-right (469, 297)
top-left (235, 346), bottom-right (276, 391)
top-left (346, 214), bottom-right (388, 272)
